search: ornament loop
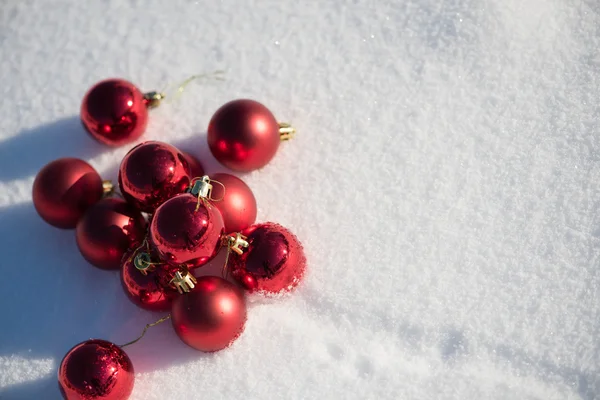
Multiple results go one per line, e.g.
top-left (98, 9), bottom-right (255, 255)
top-left (119, 314), bottom-right (172, 348)
top-left (174, 71), bottom-right (225, 95)
top-left (278, 122), bottom-right (296, 141)
top-left (134, 238), bottom-right (150, 253)
top-left (207, 178), bottom-right (226, 202)
top-left (163, 70), bottom-right (226, 102)
top-left (143, 71), bottom-right (226, 109)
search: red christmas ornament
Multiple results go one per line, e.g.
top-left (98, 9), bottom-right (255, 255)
top-left (207, 99), bottom-right (294, 172)
top-left (181, 151), bottom-right (205, 178)
top-left (150, 193), bottom-right (224, 268)
top-left (237, 272), bottom-right (258, 291)
top-left (120, 248), bottom-right (178, 312)
top-left (171, 276), bottom-right (247, 352)
top-left (118, 141), bottom-right (192, 213)
top-left (32, 158), bottom-right (105, 229)
top-left (210, 173), bottom-right (257, 233)
top-left (58, 339), bottom-right (134, 400)
top-left (76, 198), bottom-right (146, 270)
top-left (230, 223), bottom-right (306, 295)
top-left (81, 78), bottom-right (151, 146)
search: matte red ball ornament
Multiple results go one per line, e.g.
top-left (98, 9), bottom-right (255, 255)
top-left (81, 79), bottom-right (149, 146)
top-left (150, 193), bottom-right (224, 268)
top-left (118, 141), bottom-right (192, 213)
top-left (171, 276), bottom-right (247, 352)
top-left (181, 151), bottom-right (205, 178)
top-left (58, 339), bottom-right (134, 400)
top-left (208, 99), bottom-right (287, 172)
top-left (76, 198), bottom-right (147, 270)
top-left (32, 158), bottom-right (104, 229)
top-left (210, 173), bottom-right (257, 233)
top-left (231, 222), bottom-right (306, 295)
top-left (120, 248), bottom-right (178, 312)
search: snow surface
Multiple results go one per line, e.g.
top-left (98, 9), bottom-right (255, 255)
top-left (1, 0), bottom-right (599, 399)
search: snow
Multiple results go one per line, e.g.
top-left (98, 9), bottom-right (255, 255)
top-left (0, 0), bottom-right (599, 398)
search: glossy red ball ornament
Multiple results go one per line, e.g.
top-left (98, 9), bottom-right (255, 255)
top-left (150, 193), bottom-right (224, 268)
top-left (118, 141), bottom-right (192, 213)
top-left (181, 151), bottom-right (205, 178)
top-left (207, 99), bottom-right (280, 172)
top-left (32, 158), bottom-right (104, 229)
top-left (76, 198), bottom-right (147, 270)
top-left (171, 276), bottom-right (246, 352)
top-left (210, 173), bottom-right (257, 233)
top-left (231, 223), bottom-right (306, 295)
top-left (58, 339), bottom-right (134, 400)
top-left (237, 272), bottom-right (258, 291)
top-left (120, 248), bottom-right (178, 312)
top-left (81, 78), bottom-right (149, 146)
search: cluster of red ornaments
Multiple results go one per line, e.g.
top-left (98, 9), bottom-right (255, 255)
top-left (33, 78), bottom-right (306, 400)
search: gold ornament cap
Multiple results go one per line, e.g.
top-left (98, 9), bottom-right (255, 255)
top-left (102, 180), bottom-right (115, 197)
top-left (134, 252), bottom-right (155, 276)
top-left (224, 232), bottom-right (249, 255)
top-left (143, 91), bottom-right (165, 109)
top-left (170, 270), bottom-right (198, 294)
top-left (189, 175), bottom-right (213, 199)
top-left (278, 122), bottom-right (296, 141)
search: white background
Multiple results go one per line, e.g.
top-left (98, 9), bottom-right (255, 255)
top-left (0, 0), bottom-right (599, 399)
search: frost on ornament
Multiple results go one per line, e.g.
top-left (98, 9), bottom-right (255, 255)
top-left (230, 222), bottom-right (306, 296)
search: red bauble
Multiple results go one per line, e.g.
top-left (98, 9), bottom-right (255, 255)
top-left (210, 173), bottom-right (257, 233)
top-left (32, 158), bottom-right (104, 229)
top-left (58, 339), bottom-right (134, 400)
top-left (171, 276), bottom-right (246, 352)
top-left (207, 99), bottom-right (280, 172)
top-left (76, 198), bottom-right (146, 270)
top-left (237, 272), bottom-right (258, 291)
top-left (118, 141), bottom-right (192, 213)
top-left (120, 248), bottom-right (178, 312)
top-left (231, 223), bottom-right (306, 295)
top-left (181, 151), bottom-right (205, 178)
top-left (81, 79), bottom-right (149, 146)
top-left (150, 193), bottom-right (224, 268)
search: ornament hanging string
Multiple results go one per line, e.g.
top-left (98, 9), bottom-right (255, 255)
top-left (222, 237), bottom-right (234, 279)
top-left (128, 238), bottom-right (166, 275)
top-left (144, 70), bottom-right (225, 108)
top-left (171, 71), bottom-right (225, 98)
top-left (128, 238), bottom-right (152, 263)
top-left (166, 70), bottom-right (226, 103)
top-left (120, 315), bottom-right (172, 348)
top-left (220, 233), bottom-right (249, 279)
top-left (129, 238), bottom-right (150, 257)
top-left (206, 178), bottom-right (226, 202)
top-left (134, 252), bottom-right (164, 271)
